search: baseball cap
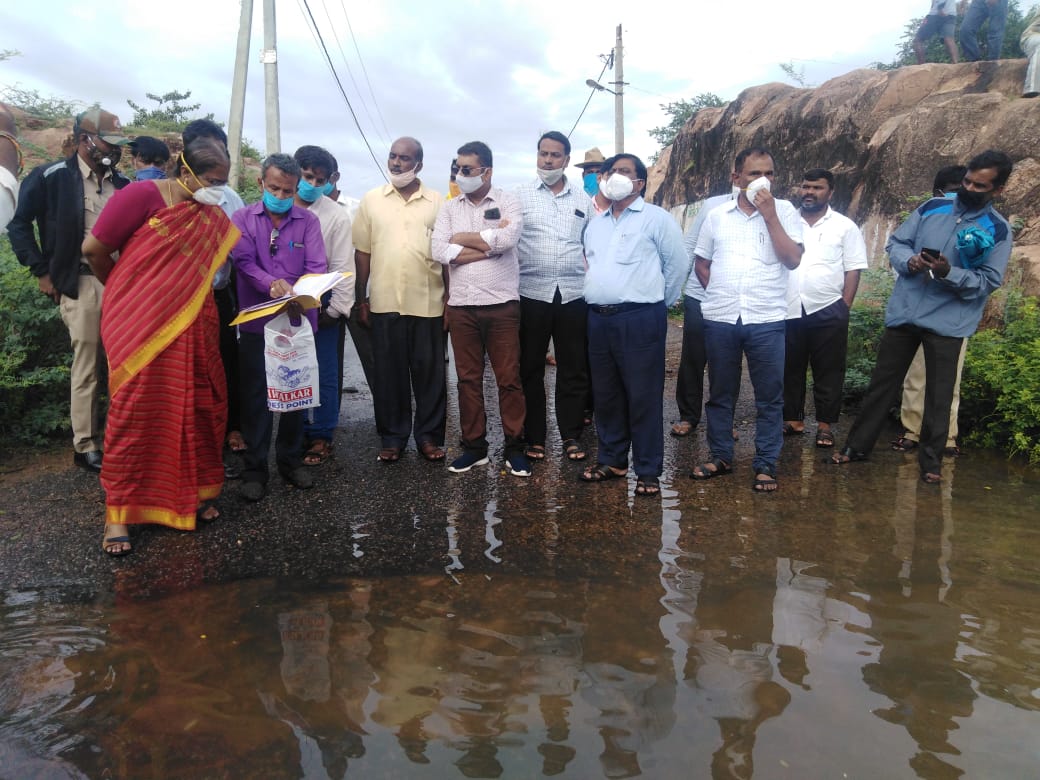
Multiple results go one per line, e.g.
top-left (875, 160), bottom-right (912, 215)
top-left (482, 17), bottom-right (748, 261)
top-left (76, 109), bottom-right (130, 145)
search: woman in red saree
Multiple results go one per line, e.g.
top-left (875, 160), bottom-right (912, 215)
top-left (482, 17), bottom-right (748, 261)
top-left (83, 138), bottom-right (240, 555)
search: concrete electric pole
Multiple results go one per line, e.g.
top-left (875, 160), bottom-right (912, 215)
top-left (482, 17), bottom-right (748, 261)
top-left (613, 23), bottom-right (624, 154)
top-left (261, 0), bottom-right (281, 154)
top-left (227, 0), bottom-right (253, 187)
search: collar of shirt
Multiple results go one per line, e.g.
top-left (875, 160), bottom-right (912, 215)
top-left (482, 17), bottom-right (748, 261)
top-left (77, 153), bottom-right (112, 185)
top-left (534, 176), bottom-right (576, 197)
top-left (599, 194), bottom-right (646, 221)
top-left (380, 181), bottom-right (438, 204)
top-left (455, 186), bottom-right (504, 211)
top-left (799, 205), bottom-right (834, 226)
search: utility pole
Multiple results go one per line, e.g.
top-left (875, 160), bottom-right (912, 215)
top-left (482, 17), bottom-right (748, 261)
top-left (227, 0), bottom-right (253, 187)
top-left (613, 23), bottom-right (624, 155)
top-left (261, 0), bottom-right (281, 154)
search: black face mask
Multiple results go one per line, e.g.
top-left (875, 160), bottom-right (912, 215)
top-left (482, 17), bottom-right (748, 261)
top-left (957, 189), bottom-right (989, 211)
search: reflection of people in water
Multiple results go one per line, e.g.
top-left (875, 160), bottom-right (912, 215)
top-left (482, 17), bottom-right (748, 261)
top-left (860, 459), bottom-right (973, 775)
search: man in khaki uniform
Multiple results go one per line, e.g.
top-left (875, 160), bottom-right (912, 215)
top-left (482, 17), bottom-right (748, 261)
top-left (9, 109), bottom-right (130, 472)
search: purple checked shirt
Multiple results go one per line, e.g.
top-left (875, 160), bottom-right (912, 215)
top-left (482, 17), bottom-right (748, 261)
top-left (231, 202), bottom-right (328, 334)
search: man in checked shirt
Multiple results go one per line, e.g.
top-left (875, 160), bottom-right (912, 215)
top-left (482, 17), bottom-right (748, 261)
top-left (432, 141), bottom-right (529, 477)
top-left (515, 131), bottom-right (593, 463)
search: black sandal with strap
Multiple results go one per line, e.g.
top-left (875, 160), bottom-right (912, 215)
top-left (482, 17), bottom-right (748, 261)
top-left (690, 458), bottom-right (732, 480)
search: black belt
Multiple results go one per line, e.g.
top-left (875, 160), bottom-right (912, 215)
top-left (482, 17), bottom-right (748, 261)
top-left (79, 264), bottom-right (94, 276)
top-left (589, 301), bottom-right (652, 316)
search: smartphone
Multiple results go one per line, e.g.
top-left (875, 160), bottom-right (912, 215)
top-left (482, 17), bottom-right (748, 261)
top-left (921, 247), bottom-right (941, 259)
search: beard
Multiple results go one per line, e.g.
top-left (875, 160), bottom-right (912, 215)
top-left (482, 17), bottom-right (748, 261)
top-left (800, 198), bottom-right (826, 213)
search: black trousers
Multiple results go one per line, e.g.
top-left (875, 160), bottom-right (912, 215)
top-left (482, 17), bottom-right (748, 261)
top-left (214, 284), bottom-right (240, 434)
top-left (675, 295), bottom-right (707, 425)
top-left (783, 298), bottom-right (850, 424)
top-left (238, 331), bottom-right (306, 483)
top-left (844, 325), bottom-right (964, 475)
top-left (345, 307), bottom-right (376, 390)
top-left (519, 293), bottom-right (589, 445)
top-left (369, 312), bottom-right (447, 449)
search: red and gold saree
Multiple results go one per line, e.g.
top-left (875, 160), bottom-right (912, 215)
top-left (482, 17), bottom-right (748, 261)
top-left (100, 199), bottom-right (239, 530)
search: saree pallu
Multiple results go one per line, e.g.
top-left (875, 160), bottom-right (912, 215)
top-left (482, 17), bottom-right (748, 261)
top-left (101, 201), bottom-right (240, 530)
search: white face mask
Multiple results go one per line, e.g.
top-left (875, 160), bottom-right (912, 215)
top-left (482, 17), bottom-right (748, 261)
top-left (744, 176), bottom-right (771, 207)
top-left (456, 172), bottom-right (485, 194)
top-left (193, 185), bottom-right (225, 207)
top-left (599, 172), bottom-right (635, 202)
top-left (388, 167), bottom-right (417, 189)
top-left (537, 167), bottom-right (565, 186)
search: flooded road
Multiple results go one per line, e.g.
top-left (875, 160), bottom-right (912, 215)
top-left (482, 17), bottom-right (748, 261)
top-left (2, 326), bottom-right (1039, 778)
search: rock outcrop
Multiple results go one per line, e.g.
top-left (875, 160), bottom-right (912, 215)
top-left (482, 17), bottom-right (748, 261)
top-left (648, 60), bottom-right (1040, 291)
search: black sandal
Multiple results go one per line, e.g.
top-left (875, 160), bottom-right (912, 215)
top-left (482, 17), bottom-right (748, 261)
top-left (635, 476), bottom-right (660, 496)
top-left (891, 436), bottom-right (918, 452)
top-left (826, 446), bottom-right (868, 465)
top-left (690, 458), bottom-right (732, 480)
top-left (753, 471), bottom-right (779, 492)
top-left (580, 463), bottom-right (627, 482)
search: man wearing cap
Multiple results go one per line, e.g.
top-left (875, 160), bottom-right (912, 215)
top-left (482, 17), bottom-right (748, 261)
top-left (9, 109), bottom-right (131, 473)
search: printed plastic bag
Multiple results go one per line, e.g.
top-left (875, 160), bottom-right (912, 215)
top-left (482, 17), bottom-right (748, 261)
top-left (264, 312), bottom-right (319, 412)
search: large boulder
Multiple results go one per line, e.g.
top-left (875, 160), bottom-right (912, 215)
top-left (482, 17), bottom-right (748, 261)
top-left (648, 60), bottom-right (1040, 293)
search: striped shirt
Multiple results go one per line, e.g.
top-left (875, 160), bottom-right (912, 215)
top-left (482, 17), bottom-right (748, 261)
top-left (432, 187), bottom-right (523, 306)
top-left (515, 177), bottom-right (592, 303)
top-left (696, 198), bottom-right (803, 324)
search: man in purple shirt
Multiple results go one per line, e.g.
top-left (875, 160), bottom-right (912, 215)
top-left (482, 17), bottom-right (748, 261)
top-left (232, 153), bottom-right (327, 501)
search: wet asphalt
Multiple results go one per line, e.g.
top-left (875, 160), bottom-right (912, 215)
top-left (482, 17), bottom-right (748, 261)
top-left (0, 321), bottom-right (903, 601)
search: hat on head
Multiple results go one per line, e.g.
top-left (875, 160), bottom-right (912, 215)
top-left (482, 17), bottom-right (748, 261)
top-left (575, 147), bottom-right (606, 170)
top-left (75, 109), bottom-right (129, 145)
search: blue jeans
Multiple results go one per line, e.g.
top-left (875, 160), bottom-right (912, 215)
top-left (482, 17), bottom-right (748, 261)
top-left (587, 302), bottom-right (667, 479)
top-left (704, 319), bottom-right (785, 475)
top-left (960, 0), bottom-right (1008, 61)
top-left (303, 318), bottom-right (342, 443)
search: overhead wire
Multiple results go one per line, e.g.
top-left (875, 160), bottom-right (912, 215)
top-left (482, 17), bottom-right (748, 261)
top-left (318, 0), bottom-right (390, 146)
top-left (298, 0), bottom-right (388, 181)
top-left (567, 57), bottom-right (611, 139)
top-left (338, 0), bottom-right (393, 143)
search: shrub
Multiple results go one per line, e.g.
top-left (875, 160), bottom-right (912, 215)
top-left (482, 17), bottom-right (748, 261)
top-left (844, 268), bottom-right (893, 408)
top-left (960, 293), bottom-right (1040, 464)
top-left (0, 238), bottom-right (72, 447)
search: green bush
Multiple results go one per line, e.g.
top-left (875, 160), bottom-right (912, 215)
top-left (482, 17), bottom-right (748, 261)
top-left (960, 293), bottom-right (1040, 463)
top-left (844, 269), bottom-right (893, 408)
top-left (0, 238), bottom-right (72, 447)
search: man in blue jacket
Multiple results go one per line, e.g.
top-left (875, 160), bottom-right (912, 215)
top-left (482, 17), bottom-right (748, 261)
top-left (829, 150), bottom-right (1014, 483)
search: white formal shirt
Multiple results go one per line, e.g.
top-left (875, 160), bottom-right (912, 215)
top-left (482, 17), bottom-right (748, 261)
top-left (682, 193), bottom-right (734, 301)
top-left (696, 198), bottom-right (803, 325)
top-left (786, 206), bottom-right (868, 319)
top-left (0, 165), bottom-right (17, 234)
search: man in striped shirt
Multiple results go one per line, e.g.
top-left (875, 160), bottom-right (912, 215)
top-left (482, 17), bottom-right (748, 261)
top-left (515, 131), bottom-right (593, 463)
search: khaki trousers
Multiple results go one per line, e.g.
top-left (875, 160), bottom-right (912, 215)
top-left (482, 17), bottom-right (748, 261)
top-left (899, 340), bottom-right (967, 447)
top-left (59, 273), bottom-right (106, 453)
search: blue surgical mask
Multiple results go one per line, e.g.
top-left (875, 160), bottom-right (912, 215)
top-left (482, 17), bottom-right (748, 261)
top-left (943, 190), bottom-right (958, 199)
top-left (583, 171), bottom-right (599, 197)
top-left (262, 189), bottom-right (294, 214)
top-left (322, 181), bottom-right (334, 196)
top-left (135, 166), bottom-right (166, 180)
top-left (297, 178), bottom-right (324, 203)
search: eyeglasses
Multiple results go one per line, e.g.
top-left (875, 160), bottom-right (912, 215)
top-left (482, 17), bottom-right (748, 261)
top-left (269, 228), bottom-right (279, 257)
top-left (457, 166), bottom-right (487, 177)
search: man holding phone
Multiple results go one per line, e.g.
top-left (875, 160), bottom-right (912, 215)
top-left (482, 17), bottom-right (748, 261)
top-left (829, 150), bottom-right (1014, 484)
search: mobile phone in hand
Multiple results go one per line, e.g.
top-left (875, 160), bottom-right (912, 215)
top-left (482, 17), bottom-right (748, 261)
top-left (921, 247), bottom-right (941, 260)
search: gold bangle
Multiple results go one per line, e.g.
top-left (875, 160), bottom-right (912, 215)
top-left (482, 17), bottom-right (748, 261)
top-left (0, 131), bottom-right (23, 176)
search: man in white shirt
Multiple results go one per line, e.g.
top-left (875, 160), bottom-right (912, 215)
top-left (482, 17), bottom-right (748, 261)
top-left (691, 147), bottom-right (803, 492)
top-left (292, 145), bottom-right (354, 467)
top-left (782, 169), bottom-right (868, 448)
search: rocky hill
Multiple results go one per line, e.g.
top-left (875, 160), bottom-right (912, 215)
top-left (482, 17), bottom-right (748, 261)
top-left (647, 60), bottom-right (1040, 293)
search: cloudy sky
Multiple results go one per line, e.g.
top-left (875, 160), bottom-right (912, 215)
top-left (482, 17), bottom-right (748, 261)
top-left (4, 0), bottom-right (920, 198)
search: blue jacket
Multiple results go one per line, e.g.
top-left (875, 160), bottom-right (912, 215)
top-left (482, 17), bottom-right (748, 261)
top-left (885, 197), bottom-right (1011, 338)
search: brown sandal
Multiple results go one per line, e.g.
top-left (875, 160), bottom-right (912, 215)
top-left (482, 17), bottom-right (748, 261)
top-left (377, 447), bottom-right (402, 463)
top-left (304, 439), bottom-right (332, 466)
top-left (420, 441), bottom-right (446, 461)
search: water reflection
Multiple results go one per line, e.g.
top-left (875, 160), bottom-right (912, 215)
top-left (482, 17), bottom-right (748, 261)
top-left (2, 461), bottom-right (1040, 778)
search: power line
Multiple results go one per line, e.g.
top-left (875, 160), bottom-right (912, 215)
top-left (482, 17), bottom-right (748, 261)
top-left (567, 57), bottom-right (611, 139)
top-left (317, 0), bottom-right (390, 146)
top-left (298, 0), bottom-right (387, 181)
top-left (338, 0), bottom-right (393, 142)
